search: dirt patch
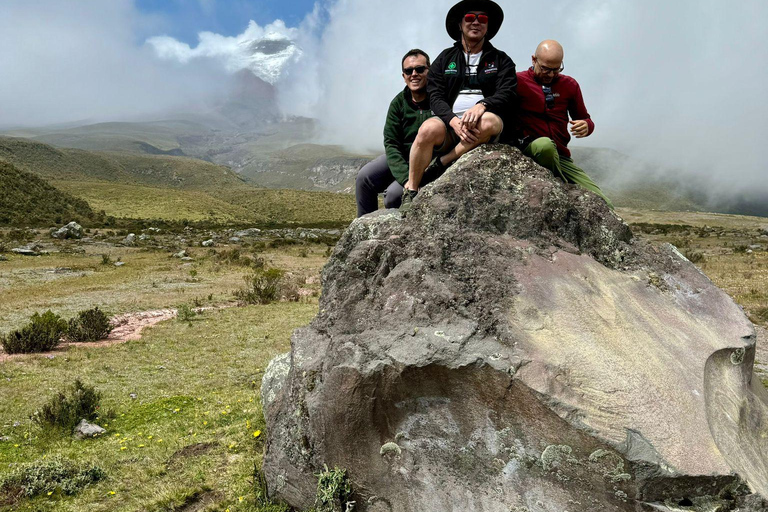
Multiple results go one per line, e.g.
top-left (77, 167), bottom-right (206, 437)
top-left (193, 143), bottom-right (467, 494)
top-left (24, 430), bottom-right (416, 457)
top-left (0, 305), bottom-right (239, 363)
top-left (168, 442), bottom-right (216, 467)
top-left (176, 490), bottom-right (224, 512)
top-left (0, 308), bottom-right (177, 363)
top-left (108, 308), bottom-right (177, 342)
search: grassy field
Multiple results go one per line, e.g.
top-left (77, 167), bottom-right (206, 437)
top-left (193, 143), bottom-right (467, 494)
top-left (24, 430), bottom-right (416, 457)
top-left (0, 303), bottom-right (313, 512)
top-left (48, 180), bottom-right (357, 226)
top-left (0, 241), bottom-right (330, 511)
top-left (0, 210), bottom-right (767, 511)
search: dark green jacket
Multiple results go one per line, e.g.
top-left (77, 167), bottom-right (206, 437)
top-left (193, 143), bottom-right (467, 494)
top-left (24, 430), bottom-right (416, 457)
top-left (383, 87), bottom-right (433, 185)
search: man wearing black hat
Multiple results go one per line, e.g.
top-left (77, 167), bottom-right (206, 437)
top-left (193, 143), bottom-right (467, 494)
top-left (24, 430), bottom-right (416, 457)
top-left (400, 0), bottom-right (516, 213)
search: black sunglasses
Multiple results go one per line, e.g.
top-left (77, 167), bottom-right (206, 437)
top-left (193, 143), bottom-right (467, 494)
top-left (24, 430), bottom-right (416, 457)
top-left (542, 85), bottom-right (555, 109)
top-left (403, 66), bottom-right (428, 75)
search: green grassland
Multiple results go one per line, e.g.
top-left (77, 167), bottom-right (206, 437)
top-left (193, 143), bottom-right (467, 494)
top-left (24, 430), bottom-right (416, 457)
top-left (0, 136), bottom-right (247, 191)
top-left (0, 302), bottom-right (313, 512)
top-left (0, 137), bottom-right (357, 227)
top-left (49, 180), bottom-right (356, 226)
top-left (0, 241), bottom-right (329, 331)
top-left (0, 241), bottom-right (332, 511)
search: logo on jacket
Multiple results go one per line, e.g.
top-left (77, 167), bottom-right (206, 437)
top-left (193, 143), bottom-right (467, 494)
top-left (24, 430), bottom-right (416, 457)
top-left (484, 61), bottom-right (498, 74)
top-left (445, 61), bottom-right (458, 75)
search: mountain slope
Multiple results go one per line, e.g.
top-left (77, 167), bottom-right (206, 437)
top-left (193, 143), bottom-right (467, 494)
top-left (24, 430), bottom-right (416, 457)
top-left (0, 160), bottom-right (100, 227)
top-left (0, 136), bottom-right (248, 191)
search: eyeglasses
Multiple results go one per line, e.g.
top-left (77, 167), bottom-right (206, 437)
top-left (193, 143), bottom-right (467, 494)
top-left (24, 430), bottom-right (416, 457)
top-left (542, 85), bottom-right (555, 109)
top-left (535, 58), bottom-right (564, 75)
top-left (463, 13), bottom-right (489, 24)
top-left (403, 66), bottom-right (428, 75)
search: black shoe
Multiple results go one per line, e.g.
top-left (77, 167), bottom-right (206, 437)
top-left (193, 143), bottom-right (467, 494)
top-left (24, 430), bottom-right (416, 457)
top-left (399, 188), bottom-right (418, 216)
top-left (424, 156), bottom-right (447, 178)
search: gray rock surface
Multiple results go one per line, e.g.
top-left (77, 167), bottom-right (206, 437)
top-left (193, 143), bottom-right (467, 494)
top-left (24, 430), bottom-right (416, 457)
top-left (74, 419), bottom-right (106, 439)
top-left (11, 245), bottom-right (42, 256)
top-left (201, 239), bottom-right (215, 247)
top-left (263, 145), bottom-right (768, 511)
top-left (122, 233), bottom-right (136, 246)
top-left (51, 221), bottom-right (83, 239)
top-left (235, 228), bottom-right (262, 237)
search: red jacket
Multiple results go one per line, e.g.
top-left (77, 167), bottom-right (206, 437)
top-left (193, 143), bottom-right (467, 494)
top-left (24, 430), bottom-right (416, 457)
top-left (516, 67), bottom-right (594, 158)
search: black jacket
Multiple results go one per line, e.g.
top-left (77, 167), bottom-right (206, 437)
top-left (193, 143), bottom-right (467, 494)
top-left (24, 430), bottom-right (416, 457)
top-left (427, 40), bottom-right (517, 127)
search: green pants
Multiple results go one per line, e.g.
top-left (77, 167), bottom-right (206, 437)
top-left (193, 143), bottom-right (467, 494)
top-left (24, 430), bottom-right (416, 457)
top-left (523, 137), bottom-right (613, 208)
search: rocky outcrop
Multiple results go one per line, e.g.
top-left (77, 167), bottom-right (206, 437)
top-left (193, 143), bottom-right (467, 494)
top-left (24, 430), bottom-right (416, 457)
top-left (262, 145), bottom-right (768, 511)
top-left (51, 221), bottom-right (83, 239)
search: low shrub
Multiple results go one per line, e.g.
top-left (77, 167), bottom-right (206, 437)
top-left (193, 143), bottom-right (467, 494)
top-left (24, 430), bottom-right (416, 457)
top-left (32, 379), bottom-right (102, 431)
top-left (235, 268), bottom-right (285, 305)
top-left (100, 254), bottom-right (112, 265)
top-left (66, 307), bottom-right (112, 343)
top-left (0, 311), bottom-right (67, 354)
top-left (177, 303), bottom-right (196, 323)
top-left (734, 244), bottom-right (749, 254)
top-left (0, 455), bottom-right (105, 503)
top-left (214, 248), bottom-right (265, 268)
top-left (312, 465), bottom-right (352, 512)
top-left (683, 249), bottom-right (705, 264)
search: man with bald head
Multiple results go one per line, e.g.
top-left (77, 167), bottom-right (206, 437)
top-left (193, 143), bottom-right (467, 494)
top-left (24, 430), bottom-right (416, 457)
top-left (517, 40), bottom-right (612, 207)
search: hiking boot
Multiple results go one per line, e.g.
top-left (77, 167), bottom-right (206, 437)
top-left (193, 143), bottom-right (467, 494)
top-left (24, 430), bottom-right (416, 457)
top-left (424, 155), bottom-right (447, 178)
top-left (399, 188), bottom-right (418, 216)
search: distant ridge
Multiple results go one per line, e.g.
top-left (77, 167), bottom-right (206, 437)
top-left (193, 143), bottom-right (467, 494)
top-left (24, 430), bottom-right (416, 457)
top-left (0, 136), bottom-right (247, 190)
top-left (0, 160), bottom-right (101, 227)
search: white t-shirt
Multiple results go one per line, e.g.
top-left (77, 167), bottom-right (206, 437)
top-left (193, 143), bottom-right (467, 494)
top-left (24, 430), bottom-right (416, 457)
top-left (452, 51), bottom-right (484, 118)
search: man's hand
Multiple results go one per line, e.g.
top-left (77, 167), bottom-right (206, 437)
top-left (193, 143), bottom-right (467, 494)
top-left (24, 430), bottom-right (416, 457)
top-left (461, 103), bottom-right (486, 131)
top-left (569, 119), bottom-right (589, 138)
top-left (450, 116), bottom-right (480, 144)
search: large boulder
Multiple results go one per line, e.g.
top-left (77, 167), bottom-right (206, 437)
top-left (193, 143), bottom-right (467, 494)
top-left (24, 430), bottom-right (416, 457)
top-left (262, 145), bottom-right (768, 511)
top-left (51, 221), bottom-right (83, 239)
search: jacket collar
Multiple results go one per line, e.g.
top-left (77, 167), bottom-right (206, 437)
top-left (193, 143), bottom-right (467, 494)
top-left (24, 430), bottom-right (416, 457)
top-left (452, 39), bottom-right (496, 54)
top-left (403, 86), bottom-right (430, 108)
top-left (527, 66), bottom-right (561, 85)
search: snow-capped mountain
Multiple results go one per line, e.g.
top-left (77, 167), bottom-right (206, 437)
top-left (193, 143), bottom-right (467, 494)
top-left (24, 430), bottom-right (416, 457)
top-left (239, 35), bottom-right (302, 85)
top-left (147, 21), bottom-right (302, 86)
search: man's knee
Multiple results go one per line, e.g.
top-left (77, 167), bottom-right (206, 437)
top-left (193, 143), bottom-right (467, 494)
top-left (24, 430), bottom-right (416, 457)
top-left (383, 181), bottom-right (404, 208)
top-left (415, 118), bottom-right (446, 146)
top-left (529, 137), bottom-right (557, 159)
top-left (478, 113), bottom-right (503, 139)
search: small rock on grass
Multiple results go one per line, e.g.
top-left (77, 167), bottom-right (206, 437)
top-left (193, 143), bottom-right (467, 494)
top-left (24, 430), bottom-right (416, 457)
top-left (74, 419), bottom-right (106, 439)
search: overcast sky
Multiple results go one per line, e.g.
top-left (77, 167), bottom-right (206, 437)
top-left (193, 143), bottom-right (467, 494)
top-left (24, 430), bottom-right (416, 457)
top-left (0, 0), bottom-right (766, 200)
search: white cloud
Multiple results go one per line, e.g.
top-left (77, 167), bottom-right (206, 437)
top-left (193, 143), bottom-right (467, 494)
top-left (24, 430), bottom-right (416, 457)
top-left (0, 0), bottom-right (227, 128)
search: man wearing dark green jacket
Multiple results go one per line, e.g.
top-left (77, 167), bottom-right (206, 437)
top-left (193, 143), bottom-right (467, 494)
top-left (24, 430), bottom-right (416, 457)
top-left (356, 49), bottom-right (434, 217)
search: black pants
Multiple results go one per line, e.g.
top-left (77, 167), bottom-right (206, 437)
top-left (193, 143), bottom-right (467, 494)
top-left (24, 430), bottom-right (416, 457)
top-left (355, 154), bottom-right (446, 217)
top-left (355, 155), bottom-right (404, 217)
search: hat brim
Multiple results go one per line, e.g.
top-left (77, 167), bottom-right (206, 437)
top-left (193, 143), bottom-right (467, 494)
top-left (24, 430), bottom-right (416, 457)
top-left (445, 0), bottom-right (504, 41)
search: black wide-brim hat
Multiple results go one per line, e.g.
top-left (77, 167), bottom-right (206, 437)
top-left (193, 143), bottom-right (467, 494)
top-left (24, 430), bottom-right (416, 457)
top-left (445, 0), bottom-right (504, 41)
